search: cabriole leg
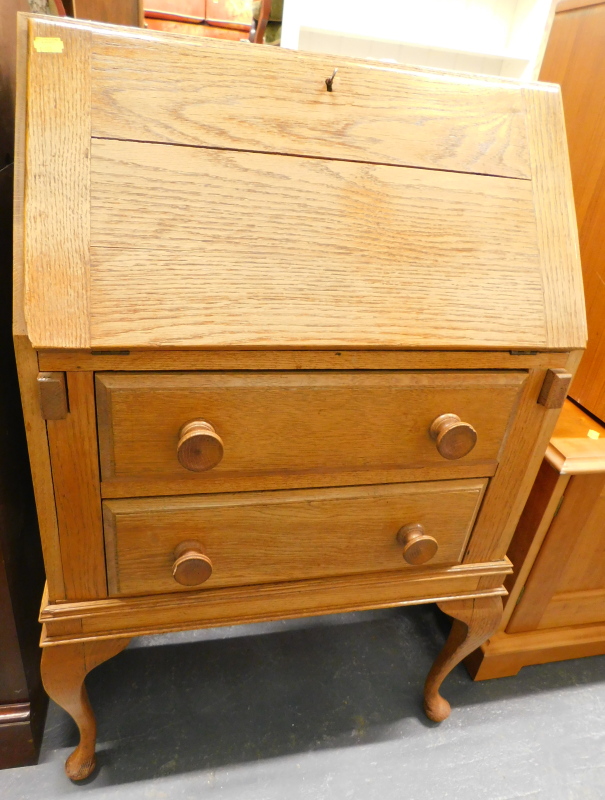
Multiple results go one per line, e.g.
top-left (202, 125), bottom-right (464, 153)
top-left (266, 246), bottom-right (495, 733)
top-left (424, 596), bottom-right (503, 722)
top-left (41, 637), bottom-right (131, 780)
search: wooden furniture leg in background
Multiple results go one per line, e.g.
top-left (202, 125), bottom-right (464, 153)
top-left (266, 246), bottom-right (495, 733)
top-left (40, 638), bottom-right (131, 781)
top-left (424, 596), bottom-right (503, 722)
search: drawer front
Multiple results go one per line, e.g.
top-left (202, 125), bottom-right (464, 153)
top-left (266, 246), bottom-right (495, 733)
top-left (96, 371), bottom-right (526, 496)
top-left (104, 479), bottom-right (487, 597)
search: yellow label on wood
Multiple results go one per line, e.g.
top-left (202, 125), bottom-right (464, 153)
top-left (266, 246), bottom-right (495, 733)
top-left (587, 429), bottom-right (600, 440)
top-left (33, 37), bottom-right (64, 53)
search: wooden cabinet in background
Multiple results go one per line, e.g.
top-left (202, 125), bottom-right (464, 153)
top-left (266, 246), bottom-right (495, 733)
top-left (468, 400), bottom-right (605, 678)
top-left (63, 0), bottom-right (143, 27)
top-left (541, 0), bottom-right (605, 421)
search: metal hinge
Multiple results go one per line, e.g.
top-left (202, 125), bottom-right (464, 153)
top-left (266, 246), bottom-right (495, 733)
top-left (37, 372), bottom-right (68, 420)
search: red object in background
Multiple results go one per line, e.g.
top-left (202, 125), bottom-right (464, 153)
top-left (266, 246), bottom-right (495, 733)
top-left (144, 0), bottom-right (252, 38)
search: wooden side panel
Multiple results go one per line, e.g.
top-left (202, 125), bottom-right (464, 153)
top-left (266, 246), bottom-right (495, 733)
top-left (89, 139), bottom-right (546, 349)
top-left (465, 358), bottom-right (580, 563)
top-left (556, 487), bottom-right (605, 593)
top-left (23, 17), bottom-right (91, 350)
top-left (523, 83), bottom-right (586, 350)
top-left (13, 337), bottom-right (65, 601)
top-left (13, 17), bottom-right (64, 602)
top-left (90, 28), bottom-right (531, 178)
top-left (37, 372), bottom-right (68, 420)
top-left (541, 3), bottom-right (605, 419)
top-left (537, 589), bottom-right (605, 629)
top-left (47, 373), bottom-right (107, 601)
top-left (507, 472), bottom-right (605, 633)
top-left (104, 479), bottom-right (487, 596)
top-left (500, 461), bottom-right (569, 628)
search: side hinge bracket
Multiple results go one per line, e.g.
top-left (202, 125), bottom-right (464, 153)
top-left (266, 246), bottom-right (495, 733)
top-left (537, 368), bottom-right (572, 409)
top-left (38, 372), bottom-right (69, 420)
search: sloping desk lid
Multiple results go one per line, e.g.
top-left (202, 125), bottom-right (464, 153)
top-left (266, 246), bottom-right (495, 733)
top-left (15, 15), bottom-right (587, 351)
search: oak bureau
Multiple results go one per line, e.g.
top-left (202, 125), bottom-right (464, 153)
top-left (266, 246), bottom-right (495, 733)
top-left (14, 13), bottom-right (586, 781)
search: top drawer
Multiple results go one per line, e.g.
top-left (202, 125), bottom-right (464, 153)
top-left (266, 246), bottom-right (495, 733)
top-left (96, 370), bottom-right (526, 497)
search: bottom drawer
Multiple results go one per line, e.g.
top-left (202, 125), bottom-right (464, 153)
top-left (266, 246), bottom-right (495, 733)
top-left (103, 479), bottom-right (487, 597)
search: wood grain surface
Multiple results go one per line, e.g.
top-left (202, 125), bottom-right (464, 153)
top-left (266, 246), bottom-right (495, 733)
top-left (88, 138), bottom-right (545, 349)
top-left (523, 84), bottom-right (586, 349)
top-left (41, 637), bottom-right (131, 781)
top-left (90, 28), bottom-right (530, 178)
top-left (95, 371), bottom-right (525, 495)
top-left (424, 595), bottom-right (503, 721)
top-left (18, 16), bottom-right (585, 353)
top-left (500, 460), bottom-right (569, 628)
top-left (36, 350), bottom-right (571, 373)
top-left (40, 561), bottom-right (510, 643)
top-left (507, 471), bottom-right (605, 632)
top-left (103, 479), bottom-right (487, 596)
top-left (37, 372), bottom-right (68, 420)
top-left (47, 373), bottom-right (107, 601)
top-left (542, 3), bottom-right (605, 417)
top-left (24, 17), bottom-right (91, 349)
top-left (464, 359), bottom-right (580, 563)
top-left (13, 337), bottom-right (65, 601)
top-left (467, 623), bottom-right (605, 681)
top-left (546, 399), bottom-right (605, 474)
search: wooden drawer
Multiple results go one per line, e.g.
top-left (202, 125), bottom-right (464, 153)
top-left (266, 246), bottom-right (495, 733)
top-left (103, 479), bottom-right (487, 597)
top-left (96, 371), bottom-right (526, 497)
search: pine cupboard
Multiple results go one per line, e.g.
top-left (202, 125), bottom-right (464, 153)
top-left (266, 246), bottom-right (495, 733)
top-left (14, 13), bottom-right (586, 780)
top-left (467, 400), bottom-right (605, 678)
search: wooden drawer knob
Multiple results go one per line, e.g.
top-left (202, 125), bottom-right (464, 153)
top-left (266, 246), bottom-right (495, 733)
top-left (177, 420), bottom-right (224, 472)
top-left (429, 413), bottom-right (477, 460)
top-left (397, 523), bottom-right (438, 565)
top-left (172, 540), bottom-right (213, 586)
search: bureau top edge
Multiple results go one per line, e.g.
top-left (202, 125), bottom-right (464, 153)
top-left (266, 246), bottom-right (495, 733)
top-left (15, 14), bottom-right (587, 353)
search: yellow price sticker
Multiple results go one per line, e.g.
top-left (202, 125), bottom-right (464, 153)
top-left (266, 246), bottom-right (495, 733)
top-left (587, 429), bottom-right (600, 440)
top-left (33, 37), bottom-right (64, 53)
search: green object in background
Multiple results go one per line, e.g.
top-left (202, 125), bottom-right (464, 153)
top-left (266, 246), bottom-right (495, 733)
top-left (252, 0), bottom-right (283, 45)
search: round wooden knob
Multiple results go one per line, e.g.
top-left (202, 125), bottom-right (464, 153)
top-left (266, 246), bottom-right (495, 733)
top-left (429, 413), bottom-right (477, 460)
top-left (172, 540), bottom-right (213, 586)
top-left (397, 523), bottom-right (438, 565)
top-left (177, 420), bottom-right (224, 472)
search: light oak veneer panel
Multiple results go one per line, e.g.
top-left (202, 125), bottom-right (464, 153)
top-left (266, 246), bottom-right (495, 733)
top-left (104, 480), bottom-right (487, 596)
top-left (47, 373), bottom-right (107, 601)
top-left (95, 371), bottom-right (525, 495)
top-left (523, 84), bottom-right (586, 349)
top-left (90, 29), bottom-right (530, 178)
top-left (40, 563), bottom-right (510, 643)
top-left (37, 350), bottom-right (571, 373)
top-left (89, 139), bottom-right (545, 349)
top-left (24, 17), bottom-right (91, 349)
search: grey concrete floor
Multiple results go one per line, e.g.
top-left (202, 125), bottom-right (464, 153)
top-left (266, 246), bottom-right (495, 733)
top-left (2, 604), bottom-right (605, 799)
